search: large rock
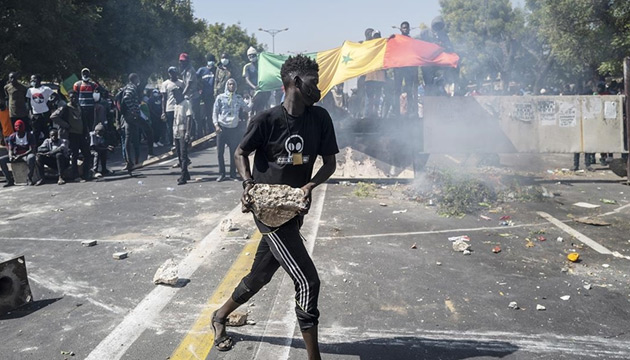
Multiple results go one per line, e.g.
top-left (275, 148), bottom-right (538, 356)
top-left (153, 259), bottom-right (179, 286)
top-left (248, 184), bottom-right (308, 227)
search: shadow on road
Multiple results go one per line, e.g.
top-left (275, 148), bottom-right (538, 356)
top-left (228, 333), bottom-right (519, 359)
top-left (0, 297), bottom-right (63, 320)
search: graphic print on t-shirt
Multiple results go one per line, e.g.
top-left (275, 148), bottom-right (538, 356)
top-left (277, 134), bottom-right (310, 165)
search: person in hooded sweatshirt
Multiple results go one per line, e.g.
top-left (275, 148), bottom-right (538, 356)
top-left (212, 78), bottom-right (249, 182)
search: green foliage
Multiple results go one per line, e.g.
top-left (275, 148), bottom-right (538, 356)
top-left (0, 0), bottom-right (203, 84)
top-left (353, 182), bottom-right (377, 198)
top-left (190, 22), bottom-right (263, 90)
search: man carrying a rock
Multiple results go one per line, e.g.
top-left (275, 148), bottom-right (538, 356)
top-left (210, 55), bottom-right (338, 360)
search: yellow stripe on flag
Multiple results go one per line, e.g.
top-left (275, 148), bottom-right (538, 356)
top-left (316, 38), bottom-right (388, 96)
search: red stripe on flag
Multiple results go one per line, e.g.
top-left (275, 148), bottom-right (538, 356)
top-left (383, 35), bottom-right (459, 69)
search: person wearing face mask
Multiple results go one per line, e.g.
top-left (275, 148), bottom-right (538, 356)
top-left (148, 89), bottom-right (164, 148)
top-left (120, 73), bottom-right (154, 173)
top-left (212, 78), bottom-right (249, 182)
top-left (89, 123), bottom-right (114, 177)
top-left (73, 68), bottom-right (100, 131)
top-left (243, 47), bottom-right (271, 118)
top-left (210, 55), bottom-right (338, 359)
top-left (161, 67), bottom-right (185, 149)
top-left (214, 53), bottom-right (232, 100)
top-left (179, 53), bottom-right (201, 139)
top-left (51, 91), bottom-right (91, 181)
top-left (36, 129), bottom-right (69, 185)
top-left (0, 120), bottom-right (37, 187)
top-left (26, 74), bottom-right (54, 145)
top-left (197, 53), bottom-right (217, 136)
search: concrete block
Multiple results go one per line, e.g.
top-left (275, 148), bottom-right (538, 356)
top-left (112, 252), bottom-right (128, 260)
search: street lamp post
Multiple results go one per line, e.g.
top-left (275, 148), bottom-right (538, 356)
top-left (258, 27), bottom-right (289, 53)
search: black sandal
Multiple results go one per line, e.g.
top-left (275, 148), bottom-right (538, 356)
top-left (211, 310), bottom-right (234, 351)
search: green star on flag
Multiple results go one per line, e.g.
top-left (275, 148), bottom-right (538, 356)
top-left (342, 53), bottom-right (353, 64)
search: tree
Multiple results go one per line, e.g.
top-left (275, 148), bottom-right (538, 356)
top-left (439, 0), bottom-right (527, 93)
top-left (190, 22), bottom-right (263, 91)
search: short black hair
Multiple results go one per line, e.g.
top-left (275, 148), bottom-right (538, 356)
top-left (401, 21), bottom-right (410, 27)
top-left (280, 55), bottom-right (319, 87)
top-left (206, 53), bottom-right (216, 62)
top-left (129, 73), bottom-right (139, 83)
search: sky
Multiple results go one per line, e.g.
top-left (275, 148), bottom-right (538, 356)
top-left (190, 0), bottom-right (443, 54)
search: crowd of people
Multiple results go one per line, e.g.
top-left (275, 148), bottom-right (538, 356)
top-left (0, 47), bottom-right (266, 187)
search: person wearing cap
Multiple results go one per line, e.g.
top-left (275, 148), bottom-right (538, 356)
top-left (36, 129), bottom-right (69, 185)
top-left (214, 53), bottom-right (232, 99)
top-left (243, 47), bottom-right (271, 118)
top-left (197, 54), bottom-right (217, 137)
top-left (73, 68), bottom-right (100, 131)
top-left (161, 66), bottom-right (184, 148)
top-left (179, 53), bottom-right (201, 139)
top-left (89, 123), bottom-right (114, 177)
top-left (0, 119), bottom-right (37, 187)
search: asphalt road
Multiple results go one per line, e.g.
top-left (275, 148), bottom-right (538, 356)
top-left (1, 148), bottom-right (630, 360)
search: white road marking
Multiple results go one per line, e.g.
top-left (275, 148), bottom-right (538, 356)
top-left (85, 204), bottom-right (248, 360)
top-left (317, 221), bottom-right (552, 240)
top-left (0, 236), bottom-right (180, 243)
top-left (537, 211), bottom-right (612, 254)
top-left (598, 202), bottom-right (630, 217)
top-left (253, 184), bottom-right (327, 360)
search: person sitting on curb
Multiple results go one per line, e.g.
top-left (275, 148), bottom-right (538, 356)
top-left (0, 119), bottom-right (37, 187)
top-left (90, 123), bottom-right (114, 178)
top-left (36, 128), bottom-right (69, 185)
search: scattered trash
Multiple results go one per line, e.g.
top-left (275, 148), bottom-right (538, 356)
top-left (567, 253), bottom-right (580, 262)
top-left (220, 218), bottom-right (235, 232)
top-left (600, 198), bottom-right (617, 205)
top-left (541, 186), bottom-right (554, 198)
top-left (556, 237), bottom-right (564, 242)
top-left (492, 246), bottom-right (501, 253)
top-left (573, 202), bottom-right (601, 209)
top-left (53, 208), bottom-right (64, 212)
top-left (499, 215), bottom-right (511, 221)
top-left (392, 209), bottom-right (408, 214)
top-left (499, 233), bottom-right (515, 238)
top-left (410, 243), bottom-right (417, 249)
top-left (602, 264), bottom-right (610, 268)
top-left (583, 284), bottom-right (592, 290)
top-left (525, 239), bottom-right (535, 248)
top-left (436, 262), bottom-right (442, 266)
top-left (339, 181), bottom-right (351, 186)
top-left (480, 215), bottom-right (492, 221)
top-left (479, 202), bottom-right (492, 208)
top-left (153, 259), bottom-right (179, 286)
top-left (537, 236), bottom-right (546, 242)
top-left (536, 304), bottom-right (546, 311)
top-left (137, 181), bottom-right (143, 185)
top-left (379, 203), bottom-right (387, 207)
top-left (227, 311), bottom-right (248, 326)
top-left (560, 295), bottom-right (571, 301)
top-left (60, 350), bottom-right (75, 356)
top-left (452, 240), bottom-right (472, 252)
top-left (81, 240), bottom-right (97, 247)
top-left (574, 217), bottom-right (611, 226)
top-left (612, 251), bottom-right (630, 260)
top-left (166, 187), bottom-right (175, 191)
top-left (462, 249), bottom-right (471, 255)
top-left (500, 220), bottom-right (514, 226)
top-left (113, 252), bottom-right (128, 260)
top-left (246, 320), bottom-right (256, 325)
top-left (508, 301), bottom-right (519, 310)
top-left (427, 199), bottom-right (435, 206)
top-left (448, 235), bottom-right (470, 242)
top-left (561, 267), bottom-right (569, 273)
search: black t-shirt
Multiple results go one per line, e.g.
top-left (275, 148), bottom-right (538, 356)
top-left (240, 104), bottom-right (339, 189)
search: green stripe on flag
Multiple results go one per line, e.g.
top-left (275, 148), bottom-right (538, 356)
top-left (257, 52), bottom-right (317, 93)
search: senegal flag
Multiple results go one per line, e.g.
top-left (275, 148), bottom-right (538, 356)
top-left (257, 34), bottom-right (459, 97)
